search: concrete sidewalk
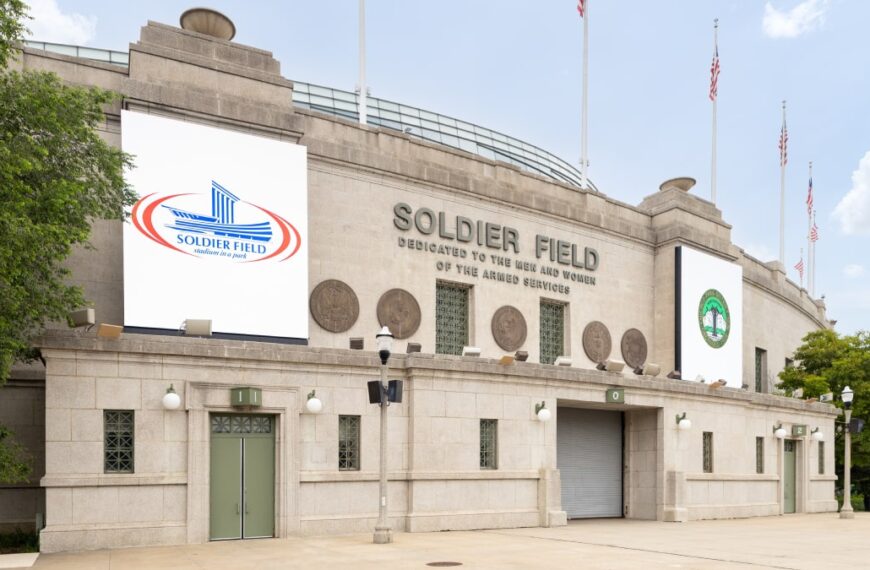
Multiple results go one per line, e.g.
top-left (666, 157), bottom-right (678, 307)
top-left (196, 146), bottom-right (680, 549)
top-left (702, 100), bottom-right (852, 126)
top-left (20, 514), bottom-right (869, 569)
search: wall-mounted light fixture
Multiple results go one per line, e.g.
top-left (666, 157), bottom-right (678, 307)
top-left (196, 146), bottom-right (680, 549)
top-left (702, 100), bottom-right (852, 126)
top-left (514, 351), bottom-right (529, 362)
top-left (666, 370), bottom-right (681, 379)
top-left (406, 342), bottom-right (422, 354)
top-left (596, 359), bottom-right (625, 373)
top-left (349, 337), bottom-right (364, 350)
top-left (97, 324), bottom-right (123, 339)
top-left (633, 363), bottom-right (661, 377)
top-left (554, 356), bottom-right (573, 367)
top-left (498, 355), bottom-right (515, 366)
top-left (811, 427), bottom-right (824, 441)
top-left (676, 412), bottom-right (691, 430)
top-left (461, 346), bottom-right (481, 357)
top-left (773, 424), bottom-right (787, 439)
top-left (306, 390), bottom-right (323, 413)
top-left (695, 374), bottom-right (706, 383)
top-left (709, 379), bottom-right (727, 389)
top-left (162, 384), bottom-right (181, 410)
top-left (183, 319), bottom-right (212, 336)
top-left (535, 401), bottom-right (551, 422)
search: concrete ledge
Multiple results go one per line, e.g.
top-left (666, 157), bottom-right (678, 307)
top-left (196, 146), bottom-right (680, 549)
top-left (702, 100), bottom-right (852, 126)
top-left (687, 502), bottom-right (781, 520)
top-left (685, 473), bottom-right (780, 482)
top-left (300, 470), bottom-right (540, 483)
top-left (41, 475), bottom-right (187, 487)
top-left (405, 509), bottom-right (539, 533)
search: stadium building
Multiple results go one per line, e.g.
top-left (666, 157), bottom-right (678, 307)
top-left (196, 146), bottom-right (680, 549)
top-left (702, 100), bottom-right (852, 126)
top-left (1, 11), bottom-right (839, 553)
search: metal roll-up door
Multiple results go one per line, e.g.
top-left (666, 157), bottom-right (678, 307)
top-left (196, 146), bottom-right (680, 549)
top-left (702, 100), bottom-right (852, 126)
top-left (557, 407), bottom-right (623, 518)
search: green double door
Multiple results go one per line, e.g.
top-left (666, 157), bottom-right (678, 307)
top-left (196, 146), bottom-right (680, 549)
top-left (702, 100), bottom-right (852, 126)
top-left (210, 414), bottom-right (275, 540)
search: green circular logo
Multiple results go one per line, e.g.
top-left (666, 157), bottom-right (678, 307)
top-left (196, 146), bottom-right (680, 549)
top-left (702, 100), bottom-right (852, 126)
top-left (698, 289), bottom-right (730, 349)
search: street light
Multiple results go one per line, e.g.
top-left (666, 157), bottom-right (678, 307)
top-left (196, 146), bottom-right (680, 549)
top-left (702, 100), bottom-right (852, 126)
top-left (373, 326), bottom-right (394, 543)
top-left (840, 386), bottom-right (855, 519)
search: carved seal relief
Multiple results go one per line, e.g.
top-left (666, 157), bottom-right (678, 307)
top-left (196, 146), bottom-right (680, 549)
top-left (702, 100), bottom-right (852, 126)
top-left (309, 279), bottom-right (359, 333)
top-left (376, 288), bottom-right (421, 339)
top-left (582, 321), bottom-right (612, 364)
top-left (491, 305), bottom-right (527, 352)
top-left (621, 328), bottom-right (648, 369)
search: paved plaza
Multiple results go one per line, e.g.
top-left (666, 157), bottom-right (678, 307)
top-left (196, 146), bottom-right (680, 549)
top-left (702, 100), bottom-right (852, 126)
top-left (8, 513), bottom-right (866, 570)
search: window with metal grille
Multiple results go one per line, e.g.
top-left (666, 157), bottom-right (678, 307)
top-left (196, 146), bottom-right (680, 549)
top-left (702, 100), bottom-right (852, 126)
top-left (755, 348), bottom-right (767, 392)
top-left (104, 410), bottom-right (134, 473)
top-left (756, 436), bottom-right (764, 474)
top-left (480, 419), bottom-right (498, 469)
top-left (210, 414), bottom-right (272, 434)
top-left (436, 282), bottom-right (469, 355)
top-left (702, 431), bottom-right (713, 473)
top-left (338, 415), bottom-right (361, 471)
top-left (818, 441), bottom-right (825, 475)
top-left (539, 301), bottom-right (565, 365)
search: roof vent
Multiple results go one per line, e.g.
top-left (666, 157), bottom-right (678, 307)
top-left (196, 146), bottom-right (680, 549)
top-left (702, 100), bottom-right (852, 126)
top-left (659, 177), bottom-right (696, 193)
top-left (179, 8), bottom-right (236, 41)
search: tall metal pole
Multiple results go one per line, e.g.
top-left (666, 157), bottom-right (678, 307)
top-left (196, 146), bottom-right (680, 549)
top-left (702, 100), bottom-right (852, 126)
top-left (812, 208), bottom-right (817, 296)
top-left (580, 0), bottom-right (589, 189)
top-left (373, 361), bottom-right (392, 542)
top-left (779, 101), bottom-right (787, 265)
top-left (841, 408), bottom-right (855, 518)
top-left (358, 0), bottom-right (368, 126)
top-left (711, 19), bottom-right (718, 204)
top-left (807, 162), bottom-right (813, 294)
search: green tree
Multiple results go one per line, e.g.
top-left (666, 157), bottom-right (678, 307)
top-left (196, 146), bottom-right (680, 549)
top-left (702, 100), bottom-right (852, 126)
top-left (779, 329), bottom-right (870, 508)
top-left (0, 0), bottom-right (136, 482)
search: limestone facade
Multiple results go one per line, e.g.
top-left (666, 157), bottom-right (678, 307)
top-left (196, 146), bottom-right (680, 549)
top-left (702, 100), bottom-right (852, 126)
top-left (2, 19), bottom-right (838, 552)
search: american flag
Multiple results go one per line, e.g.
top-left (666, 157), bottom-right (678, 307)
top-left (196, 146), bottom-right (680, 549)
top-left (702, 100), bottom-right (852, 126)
top-left (779, 119), bottom-right (788, 167)
top-left (794, 257), bottom-right (804, 280)
top-left (810, 219), bottom-right (819, 242)
top-left (806, 176), bottom-right (813, 214)
top-left (709, 45), bottom-right (719, 101)
top-left (577, 0), bottom-right (585, 18)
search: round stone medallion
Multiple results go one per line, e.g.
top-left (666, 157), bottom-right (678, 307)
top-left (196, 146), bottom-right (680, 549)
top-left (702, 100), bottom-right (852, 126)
top-left (621, 328), bottom-right (648, 369)
top-left (582, 321), bottom-right (612, 364)
top-left (309, 279), bottom-right (359, 333)
top-left (491, 305), bottom-right (527, 352)
top-left (376, 288), bottom-right (421, 339)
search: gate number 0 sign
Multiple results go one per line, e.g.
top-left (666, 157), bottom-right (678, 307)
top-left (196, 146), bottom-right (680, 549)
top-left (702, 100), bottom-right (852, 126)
top-left (606, 388), bottom-right (624, 404)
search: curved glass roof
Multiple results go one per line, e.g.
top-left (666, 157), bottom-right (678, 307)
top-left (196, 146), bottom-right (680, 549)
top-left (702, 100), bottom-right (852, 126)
top-left (24, 40), bottom-right (595, 192)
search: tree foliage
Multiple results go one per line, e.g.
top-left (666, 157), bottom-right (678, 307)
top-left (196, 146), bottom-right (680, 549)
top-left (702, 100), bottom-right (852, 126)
top-left (0, 0), bottom-right (136, 385)
top-left (0, 427), bottom-right (31, 483)
top-left (779, 329), bottom-right (870, 503)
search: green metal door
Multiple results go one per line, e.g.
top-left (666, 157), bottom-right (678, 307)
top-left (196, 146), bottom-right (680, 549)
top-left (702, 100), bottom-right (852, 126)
top-left (209, 437), bottom-right (242, 540)
top-left (784, 440), bottom-right (796, 514)
top-left (242, 436), bottom-right (275, 537)
top-left (210, 414), bottom-right (275, 540)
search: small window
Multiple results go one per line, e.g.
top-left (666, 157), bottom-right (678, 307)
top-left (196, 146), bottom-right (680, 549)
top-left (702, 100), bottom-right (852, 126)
top-left (338, 415), bottom-right (361, 471)
top-left (480, 419), bottom-right (498, 469)
top-left (104, 410), bottom-right (134, 473)
top-left (703, 432), bottom-right (713, 473)
top-left (539, 301), bottom-right (565, 365)
top-left (755, 348), bottom-right (767, 393)
top-left (436, 282), bottom-right (469, 355)
top-left (756, 437), bottom-right (764, 474)
top-left (818, 441), bottom-right (825, 475)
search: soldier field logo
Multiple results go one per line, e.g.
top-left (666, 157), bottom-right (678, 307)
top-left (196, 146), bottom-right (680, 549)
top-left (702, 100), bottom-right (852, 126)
top-left (698, 289), bottom-right (730, 349)
top-left (131, 180), bottom-right (302, 263)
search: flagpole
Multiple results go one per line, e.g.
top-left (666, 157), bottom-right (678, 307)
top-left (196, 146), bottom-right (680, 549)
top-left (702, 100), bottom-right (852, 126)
top-left (711, 19), bottom-right (718, 203)
top-left (812, 208), bottom-right (817, 297)
top-left (580, 0), bottom-right (589, 189)
top-left (358, 0), bottom-right (367, 125)
top-left (779, 101), bottom-right (787, 265)
top-left (807, 161), bottom-right (813, 295)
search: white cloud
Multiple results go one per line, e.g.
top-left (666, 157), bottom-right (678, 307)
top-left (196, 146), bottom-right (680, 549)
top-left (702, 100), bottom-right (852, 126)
top-left (743, 242), bottom-right (776, 262)
top-left (833, 150), bottom-right (870, 235)
top-left (763, 0), bottom-right (829, 39)
top-left (26, 0), bottom-right (96, 45)
top-left (844, 264), bottom-right (865, 278)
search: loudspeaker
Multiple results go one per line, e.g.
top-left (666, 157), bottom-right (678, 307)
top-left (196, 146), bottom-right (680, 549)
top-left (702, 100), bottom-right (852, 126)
top-left (388, 380), bottom-right (403, 403)
top-left (367, 380), bottom-right (384, 404)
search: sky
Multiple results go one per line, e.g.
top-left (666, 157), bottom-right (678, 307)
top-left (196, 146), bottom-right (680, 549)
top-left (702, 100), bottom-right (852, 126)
top-left (23, 0), bottom-right (870, 334)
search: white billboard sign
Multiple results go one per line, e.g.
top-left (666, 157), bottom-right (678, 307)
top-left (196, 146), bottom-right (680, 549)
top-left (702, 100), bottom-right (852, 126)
top-left (676, 246), bottom-right (743, 387)
top-left (121, 111), bottom-right (308, 339)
